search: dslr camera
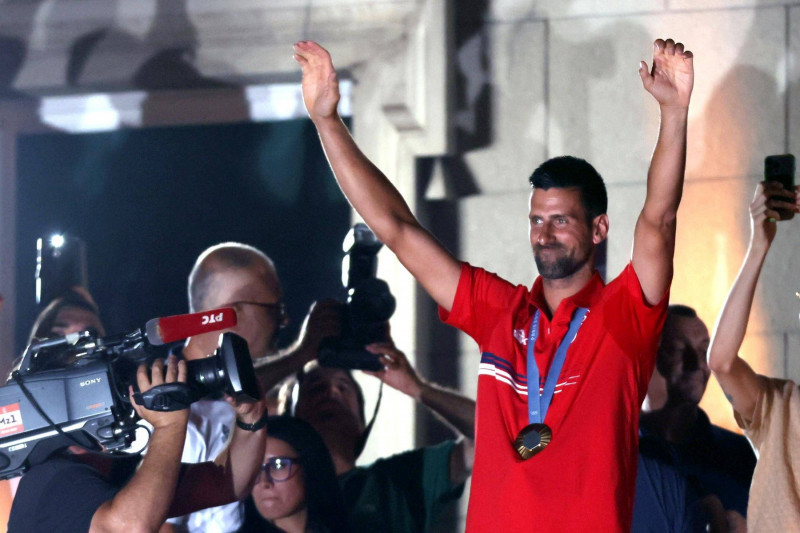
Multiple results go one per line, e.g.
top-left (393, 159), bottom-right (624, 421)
top-left (319, 223), bottom-right (396, 371)
top-left (0, 315), bottom-right (259, 480)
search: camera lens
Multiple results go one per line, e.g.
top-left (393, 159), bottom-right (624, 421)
top-left (185, 333), bottom-right (260, 401)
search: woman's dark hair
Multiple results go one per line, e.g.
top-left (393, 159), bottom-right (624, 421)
top-left (28, 289), bottom-right (103, 345)
top-left (238, 416), bottom-right (348, 533)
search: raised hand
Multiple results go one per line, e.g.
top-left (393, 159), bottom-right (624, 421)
top-left (749, 182), bottom-right (800, 248)
top-left (294, 40), bottom-right (341, 122)
top-left (639, 38), bottom-right (694, 108)
top-left (296, 299), bottom-right (342, 353)
top-left (363, 342), bottom-right (424, 400)
top-left (225, 394), bottom-right (267, 426)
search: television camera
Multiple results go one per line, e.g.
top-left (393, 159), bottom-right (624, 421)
top-left (0, 307), bottom-right (258, 479)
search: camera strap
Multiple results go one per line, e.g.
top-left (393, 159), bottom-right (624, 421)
top-left (355, 381), bottom-right (383, 458)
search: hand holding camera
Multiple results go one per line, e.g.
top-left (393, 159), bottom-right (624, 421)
top-left (362, 342), bottom-right (424, 400)
top-left (131, 356), bottom-right (190, 430)
top-left (318, 223), bottom-right (396, 372)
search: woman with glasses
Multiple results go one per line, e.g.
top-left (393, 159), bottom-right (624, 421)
top-left (238, 416), bottom-right (348, 533)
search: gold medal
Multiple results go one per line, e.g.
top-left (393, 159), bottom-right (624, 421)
top-left (514, 423), bottom-right (552, 460)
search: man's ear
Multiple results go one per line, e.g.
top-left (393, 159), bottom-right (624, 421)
top-left (592, 214), bottom-right (609, 244)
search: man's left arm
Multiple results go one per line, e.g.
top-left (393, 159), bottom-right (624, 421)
top-left (364, 342), bottom-right (475, 485)
top-left (632, 38), bottom-right (694, 304)
top-left (167, 398), bottom-right (268, 518)
top-left (252, 300), bottom-right (341, 393)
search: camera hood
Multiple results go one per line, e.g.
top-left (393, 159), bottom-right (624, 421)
top-left (217, 333), bottom-right (260, 401)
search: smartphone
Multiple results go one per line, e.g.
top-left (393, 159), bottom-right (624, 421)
top-left (765, 154), bottom-right (796, 221)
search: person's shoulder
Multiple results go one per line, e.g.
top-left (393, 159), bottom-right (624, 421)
top-left (360, 441), bottom-right (456, 473)
top-left (708, 422), bottom-right (752, 451)
top-left (605, 262), bottom-right (641, 293)
top-left (754, 376), bottom-right (800, 406)
top-left (22, 455), bottom-right (91, 481)
top-left (13, 455), bottom-right (99, 513)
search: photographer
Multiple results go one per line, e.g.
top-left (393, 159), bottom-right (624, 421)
top-left (8, 356), bottom-right (267, 533)
top-left (287, 339), bottom-right (474, 533)
top-left (707, 180), bottom-right (800, 530)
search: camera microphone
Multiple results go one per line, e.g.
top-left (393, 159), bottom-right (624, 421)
top-left (144, 307), bottom-right (237, 345)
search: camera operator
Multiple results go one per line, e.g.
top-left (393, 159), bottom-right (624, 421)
top-left (6, 288), bottom-right (106, 381)
top-left (170, 242), bottom-right (339, 532)
top-left (285, 338), bottom-right (475, 533)
top-left (7, 355), bottom-right (268, 533)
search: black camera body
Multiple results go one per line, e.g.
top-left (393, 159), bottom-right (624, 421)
top-left (319, 224), bottom-right (396, 371)
top-left (0, 328), bottom-right (258, 480)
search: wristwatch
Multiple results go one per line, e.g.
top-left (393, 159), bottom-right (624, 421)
top-left (235, 409), bottom-right (269, 432)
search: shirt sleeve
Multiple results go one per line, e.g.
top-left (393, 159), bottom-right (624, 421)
top-left (438, 262), bottom-right (522, 345)
top-left (420, 440), bottom-right (465, 530)
top-left (734, 375), bottom-right (781, 449)
top-left (609, 263), bottom-right (670, 390)
top-left (616, 262), bottom-right (670, 346)
top-left (345, 441), bottom-right (465, 532)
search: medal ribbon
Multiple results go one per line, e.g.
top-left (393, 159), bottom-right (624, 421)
top-left (526, 307), bottom-right (588, 424)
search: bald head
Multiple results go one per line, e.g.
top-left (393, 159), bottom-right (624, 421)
top-left (189, 243), bottom-right (280, 312)
top-left (187, 243), bottom-right (284, 359)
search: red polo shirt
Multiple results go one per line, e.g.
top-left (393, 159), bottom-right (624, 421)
top-left (440, 262), bottom-right (667, 532)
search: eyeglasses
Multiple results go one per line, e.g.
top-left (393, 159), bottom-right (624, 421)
top-left (224, 301), bottom-right (287, 320)
top-left (258, 456), bottom-right (302, 483)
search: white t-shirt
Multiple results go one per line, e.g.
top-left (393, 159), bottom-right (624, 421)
top-left (167, 399), bottom-right (241, 533)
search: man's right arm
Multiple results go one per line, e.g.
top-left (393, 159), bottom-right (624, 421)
top-left (708, 183), bottom-right (799, 421)
top-left (89, 358), bottom-right (189, 533)
top-left (364, 342), bottom-right (475, 485)
top-left (294, 41), bottom-right (461, 312)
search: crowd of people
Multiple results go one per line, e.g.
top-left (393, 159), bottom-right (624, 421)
top-left (1, 35), bottom-right (799, 533)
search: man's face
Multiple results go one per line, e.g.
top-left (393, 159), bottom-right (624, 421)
top-left (656, 315), bottom-right (711, 405)
top-left (294, 366), bottom-right (364, 441)
top-left (529, 187), bottom-right (598, 280)
top-left (199, 266), bottom-right (284, 360)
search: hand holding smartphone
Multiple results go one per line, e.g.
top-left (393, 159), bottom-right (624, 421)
top-left (764, 154), bottom-right (796, 221)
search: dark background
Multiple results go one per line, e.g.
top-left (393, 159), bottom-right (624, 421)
top-left (14, 118), bottom-right (351, 357)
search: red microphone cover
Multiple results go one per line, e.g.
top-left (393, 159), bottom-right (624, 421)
top-left (145, 307), bottom-right (237, 345)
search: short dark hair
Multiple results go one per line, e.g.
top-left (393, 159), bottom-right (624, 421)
top-left (667, 304), bottom-right (698, 320)
top-left (528, 156), bottom-right (608, 222)
top-left (281, 362), bottom-right (370, 457)
top-left (286, 362), bottom-right (366, 425)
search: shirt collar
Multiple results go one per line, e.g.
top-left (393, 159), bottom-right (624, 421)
top-left (528, 271), bottom-right (605, 320)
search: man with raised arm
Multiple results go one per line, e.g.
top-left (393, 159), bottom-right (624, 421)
top-left (707, 181), bottom-right (800, 530)
top-left (294, 38), bottom-right (693, 531)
